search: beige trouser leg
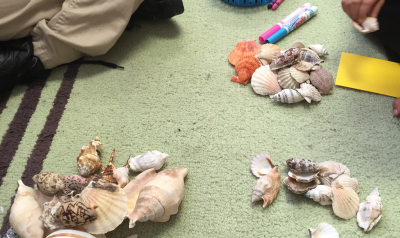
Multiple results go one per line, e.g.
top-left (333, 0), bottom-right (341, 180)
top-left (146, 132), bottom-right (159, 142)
top-left (0, 0), bottom-right (144, 69)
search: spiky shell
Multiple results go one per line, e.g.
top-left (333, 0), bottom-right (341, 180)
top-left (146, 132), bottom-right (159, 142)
top-left (277, 67), bottom-right (300, 89)
top-left (310, 68), bottom-right (334, 94)
top-left (283, 177), bottom-right (318, 194)
top-left (251, 65), bottom-right (281, 96)
top-left (304, 185), bottom-right (333, 206)
top-left (288, 171), bottom-right (319, 183)
top-left (296, 83), bottom-right (322, 103)
top-left (229, 40), bottom-right (261, 65)
top-left (270, 48), bottom-right (301, 70)
top-left (290, 66), bottom-right (310, 84)
top-left (309, 222), bottom-right (339, 238)
top-left (250, 153), bottom-right (276, 177)
top-left (352, 17), bottom-right (379, 34)
top-left (231, 56), bottom-right (261, 84)
top-left (129, 150), bottom-right (168, 172)
top-left (331, 174), bottom-right (359, 193)
top-left (331, 186), bottom-right (359, 219)
top-left (251, 167), bottom-right (280, 208)
top-left (32, 172), bottom-right (65, 196)
top-left (309, 45), bottom-right (329, 56)
top-left (290, 41), bottom-right (306, 49)
top-left (283, 158), bottom-right (320, 174)
top-left (257, 43), bottom-right (281, 65)
top-left (357, 187), bottom-right (382, 232)
top-left (77, 137), bottom-right (102, 177)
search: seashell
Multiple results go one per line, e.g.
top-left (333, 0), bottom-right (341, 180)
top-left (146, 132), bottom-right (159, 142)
top-left (290, 66), bottom-right (310, 84)
top-left (89, 150), bottom-right (118, 186)
top-left (256, 55), bottom-right (269, 66)
top-left (33, 172), bottom-right (65, 196)
top-left (257, 43), bottom-right (281, 65)
top-left (331, 186), bottom-right (359, 219)
top-left (73, 182), bottom-right (128, 234)
top-left (292, 61), bottom-right (316, 72)
top-left (77, 137), bottom-right (102, 177)
top-left (331, 174), bottom-right (359, 193)
top-left (283, 158), bottom-right (320, 174)
top-left (123, 168), bottom-right (157, 215)
top-left (290, 41), bottom-right (306, 49)
top-left (319, 161), bottom-right (350, 187)
top-left (352, 17), bottom-right (379, 34)
top-left (231, 56), bottom-right (261, 84)
top-left (129, 150), bottom-right (168, 172)
top-left (270, 89), bottom-right (304, 104)
top-left (40, 194), bottom-right (74, 230)
top-left (113, 159), bottom-right (130, 188)
top-left (357, 187), bottom-right (382, 232)
top-left (251, 167), bottom-right (280, 208)
top-left (300, 49), bottom-right (324, 65)
top-left (270, 48), bottom-right (301, 70)
top-left (309, 45), bottom-right (329, 56)
top-left (127, 168), bottom-right (188, 228)
top-left (309, 68), bottom-right (334, 94)
top-left (229, 40), bottom-right (261, 65)
top-left (304, 185), bottom-right (333, 206)
top-left (53, 201), bottom-right (98, 227)
top-left (296, 83), bottom-right (322, 103)
top-left (10, 180), bottom-right (44, 238)
top-left (62, 175), bottom-right (89, 195)
top-left (288, 171), bottom-right (319, 183)
top-left (277, 67), bottom-right (300, 89)
top-left (251, 65), bottom-right (281, 96)
top-left (250, 153), bottom-right (276, 177)
top-left (45, 229), bottom-right (97, 238)
top-left (309, 222), bottom-right (339, 238)
top-left (283, 177), bottom-right (318, 194)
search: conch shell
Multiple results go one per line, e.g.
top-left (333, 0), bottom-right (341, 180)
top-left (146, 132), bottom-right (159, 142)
top-left (308, 45), bottom-right (329, 56)
top-left (32, 172), bottom-right (65, 196)
top-left (283, 158), bottom-right (320, 174)
top-left (10, 180), bottom-right (44, 238)
top-left (113, 159), bottom-right (130, 188)
top-left (331, 186), bottom-right (359, 219)
top-left (250, 153), bottom-right (276, 177)
top-left (357, 187), bottom-right (382, 232)
top-left (231, 56), bottom-right (261, 84)
top-left (251, 65), bottom-right (281, 96)
top-left (129, 150), bottom-right (168, 172)
top-left (77, 137), bottom-right (102, 177)
top-left (127, 168), bottom-right (188, 228)
top-left (270, 48), bottom-right (301, 70)
top-left (270, 89), bottom-right (304, 103)
top-left (352, 17), bottom-right (379, 34)
top-left (309, 222), bottom-right (339, 238)
top-left (283, 177), bottom-right (318, 194)
top-left (229, 40), bottom-right (261, 65)
top-left (309, 67), bottom-right (334, 94)
top-left (256, 43), bottom-right (281, 65)
top-left (296, 83), bottom-right (322, 103)
top-left (304, 185), bottom-right (333, 206)
top-left (277, 67), bottom-right (300, 90)
top-left (251, 166), bottom-right (280, 208)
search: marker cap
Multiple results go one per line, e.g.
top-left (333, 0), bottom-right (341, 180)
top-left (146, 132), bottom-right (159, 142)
top-left (265, 28), bottom-right (288, 44)
top-left (259, 24), bottom-right (281, 43)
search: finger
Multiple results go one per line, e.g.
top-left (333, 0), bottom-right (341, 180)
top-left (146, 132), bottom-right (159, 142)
top-left (356, 0), bottom-right (377, 24)
top-left (350, 0), bottom-right (363, 21)
top-left (342, 0), bottom-right (357, 20)
top-left (393, 98), bottom-right (400, 116)
top-left (370, 0), bottom-right (385, 18)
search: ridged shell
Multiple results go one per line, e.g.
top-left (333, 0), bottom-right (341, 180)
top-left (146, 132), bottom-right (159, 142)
top-left (45, 229), bottom-right (97, 238)
top-left (283, 158), bottom-right (320, 174)
top-left (309, 45), bottom-right (329, 56)
top-left (250, 153), bottom-right (276, 177)
top-left (296, 83), bottom-right (322, 103)
top-left (229, 40), bottom-right (261, 65)
top-left (251, 167), bottom-right (280, 208)
top-left (270, 48), bottom-right (301, 70)
top-left (251, 65), bottom-right (281, 96)
top-left (231, 56), bottom-right (261, 84)
top-left (32, 172), bottom-right (65, 196)
top-left (290, 66), bottom-right (310, 84)
top-left (270, 89), bottom-right (304, 103)
top-left (357, 187), bottom-right (382, 232)
top-left (284, 177), bottom-right (318, 194)
top-left (304, 185), bottom-right (333, 206)
top-left (290, 41), bottom-right (305, 49)
top-left (309, 223), bottom-right (339, 238)
top-left (129, 150), bottom-right (168, 172)
top-left (310, 68), bottom-right (334, 94)
top-left (288, 171), bottom-right (319, 183)
top-left (277, 67), bottom-right (300, 89)
top-left (352, 17), bottom-right (379, 34)
top-left (319, 161), bottom-right (351, 187)
top-left (331, 186), bottom-right (359, 219)
top-left (331, 174), bottom-right (359, 193)
top-left (77, 137), bottom-right (102, 177)
top-left (257, 43), bottom-right (282, 65)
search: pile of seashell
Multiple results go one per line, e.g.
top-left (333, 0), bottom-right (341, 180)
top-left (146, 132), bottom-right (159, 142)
top-left (229, 40), bottom-right (335, 104)
top-left (9, 137), bottom-right (188, 238)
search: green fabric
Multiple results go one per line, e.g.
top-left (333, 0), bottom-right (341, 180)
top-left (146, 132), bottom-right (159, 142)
top-left (1, 0), bottom-right (399, 237)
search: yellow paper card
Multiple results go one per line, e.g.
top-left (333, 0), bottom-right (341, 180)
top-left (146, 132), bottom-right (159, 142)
top-left (335, 52), bottom-right (400, 98)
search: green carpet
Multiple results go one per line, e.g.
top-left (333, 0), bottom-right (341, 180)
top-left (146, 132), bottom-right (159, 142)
top-left (1, 0), bottom-right (399, 237)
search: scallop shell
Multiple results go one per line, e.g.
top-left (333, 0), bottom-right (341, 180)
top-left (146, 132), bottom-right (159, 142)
top-left (250, 153), bottom-right (276, 177)
top-left (296, 83), bottom-right (322, 103)
top-left (129, 150), bottom-right (168, 172)
top-left (352, 17), bottom-right (379, 34)
top-left (283, 177), bottom-right (318, 194)
top-left (77, 137), bottom-right (102, 177)
top-left (290, 41), bottom-right (306, 49)
top-left (288, 171), bottom-right (319, 183)
top-left (74, 182), bottom-right (128, 234)
top-left (257, 43), bottom-right (282, 65)
top-left (309, 68), bottom-right (334, 94)
top-left (277, 67), bottom-right (300, 89)
top-left (251, 65), bottom-right (281, 96)
top-left (304, 185), bottom-right (333, 205)
top-left (331, 186), bottom-right (359, 219)
top-left (331, 174), bottom-right (359, 193)
top-left (251, 167), bottom-right (280, 208)
top-left (309, 45), bottom-right (329, 56)
top-left (90, 150), bottom-right (118, 186)
top-left (283, 158), bottom-right (320, 174)
top-left (54, 201), bottom-right (98, 227)
top-left (45, 229), bottom-right (97, 238)
top-left (319, 161), bottom-right (351, 186)
top-left (290, 66), bottom-right (310, 84)
top-left (62, 175), bottom-right (88, 195)
top-left (270, 48), bottom-right (301, 70)
top-left (113, 159), bottom-right (130, 188)
top-left (229, 40), bottom-right (261, 65)
top-left (270, 89), bottom-right (304, 103)
top-left (231, 56), bottom-right (261, 84)
top-left (357, 187), bottom-right (382, 232)
top-left (33, 172), bottom-right (65, 196)
top-left (309, 222), bottom-right (339, 238)
top-left (127, 168), bottom-right (188, 228)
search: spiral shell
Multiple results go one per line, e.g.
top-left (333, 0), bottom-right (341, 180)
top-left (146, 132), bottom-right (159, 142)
top-left (284, 177), bottom-right (318, 194)
top-left (129, 150), bottom-right (168, 172)
top-left (283, 158), bottom-right (320, 174)
top-left (304, 185), bottom-right (333, 205)
top-left (309, 45), bottom-right (329, 56)
top-left (270, 89), bottom-right (304, 103)
top-left (231, 56), bottom-right (261, 85)
top-left (290, 66), bottom-right (310, 84)
top-left (33, 172), bottom-right (65, 196)
top-left (251, 65), bottom-right (281, 96)
top-left (309, 223), bottom-right (339, 238)
top-left (251, 167), bottom-right (280, 208)
top-left (296, 83), bottom-right (322, 103)
top-left (77, 137), bottom-right (102, 177)
top-left (300, 49), bottom-right (323, 65)
top-left (229, 40), bottom-right (261, 65)
top-left (277, 67), bottom-right (300, 89)
top-left (257, 43), bottom-right (281, 65)
top-left (352, 17), bottom-right (379, 34)
top-left (357, 187), bottom-right (382, 232)
top-left (310, 67), bottom-right (334, 94)
top-left (270, 48), bottom-right (301, 70)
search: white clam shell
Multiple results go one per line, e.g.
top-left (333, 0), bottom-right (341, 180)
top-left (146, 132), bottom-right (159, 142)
top-left (251, 167), bottom-right (280, 208)
top-left (296, 83), bottom-right (322, 103)
top-left (357, 187), bottom-right (382, 232)
top-left (290, 66), bottom-right (310, 84)
top-left (352, 17), bottom-right (379, 34)
top-left (309, 222), bottom-right (339, 238)
top-left (288, 171), bottom-right (319, 183)
top-left (129, 150), bottom-right (168, 172)
top-left (250, 153), bottom-right (276, 177)
top-left (277, 67), bottom-right (300, 89)
top-left (309, 44), bottom-right (329, 56)
top-left (270, 89), bottom-right (304, 104)
top-left (251, 65), bottom-right (281, 96)
top-left (304, 185), bottom-right (333, 206)
top-left (331, 186), bottom-right (359, 219)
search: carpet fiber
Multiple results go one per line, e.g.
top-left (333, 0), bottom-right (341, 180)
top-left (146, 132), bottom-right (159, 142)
top-left (0, 0), bottom-right (399, 237)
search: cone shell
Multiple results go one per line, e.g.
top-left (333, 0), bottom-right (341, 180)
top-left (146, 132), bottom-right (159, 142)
top-left (270, 89), bottom-right (304, 104)
top-left (309, 45), bottom-right (329, 56)
top-left (304, 185), bottom-right (333, 206)
top-left (277, 67), bottom-right (300, 89)
top-left (55, 201), bottom-right (98, 227)
top-left (251, 167), bottom-right (280, 208)
top-left (45, 229), bottom-right (97, 238)
top-left (283, 158), bottom-right (320, 174)
top-left (290, 41), bottom-right (305, 49)
top-left (250, 153), bottom-right (276, 177)
top-left (331, 186), bottom-right (359, 219)
top-left (33, 172), bottom-right (65, 196)
top-left (257, 43), bottom-right (281, 65)
top-left (331, 174), bottom-right (359, 193)
top-left (284, 177), bottom-right (318, 194)
top-left (296, 83), bottom-right (322, 103)
top-left (310, 68), bottom-right (334, 94)
top-left (77, 137), bottom-right (102, 177)
top-left (288, 171), bottom-right (319, 183)
top-left (309, 222), bottom-right (339, 238)
top-left (231, 56), bottom-right (261, 85)
top-left (290, 66), bottom-right (310, 84)
top-left (357, 187), bottom-right (382, 232)
top-left (229, 40), bottom-right (261, 65)
top-left (270, 48), bottom-right (301, 70)
top-left (251, 65), bottom-right (281, 96)
top-left (352, 17), bottom-right (379, 34)
top-left (129, 150), bottom-right (168, 172)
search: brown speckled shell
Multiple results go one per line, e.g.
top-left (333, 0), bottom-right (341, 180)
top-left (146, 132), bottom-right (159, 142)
top-left (57, 201), bottom-right (98, 227)
top-left (231, 56), bottom-right (261, 85)
top-left (310, 67), bottom-right (334, 94)
top-left (77, 137), bottom-right (102, 177)
top-left (229, 40), bottom-right (261, 65)
top-left (283, 158), bottom-right (320, 174)
top-left (270, 48), bottom-right (301, 70)
top-left (33, 172), bottom-right (65, 196)
top-left (62, 175), bottom-right (88, 195)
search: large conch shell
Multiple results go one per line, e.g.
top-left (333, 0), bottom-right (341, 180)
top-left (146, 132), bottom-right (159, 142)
top-left (296, 83), bottom-right (322, 103)
top-left (309, 67), bottom-right (334, 94)
top-left (309, 222), bottom-right (339, 238)
top-left (251, 166), bottom-right (280, 208)
top-left (77, 137), bottom-right (102, 177)
top-left (10, 180), bottom-right (44, 238)
top-left (127, 168), bottom-right (188, 228)
top-left (229, 40), bottom-right (261, 65)
top-left (256, 43), bottom-right (281, 65)
top-left (283, 158), bottom-right (320, 174)
top-left (231, 56), bottom-right (261, 84)
top-left (283, 177), bottom-right (318, 194)
top-left (129, 150), bottom-right (168, 172)
top-left (250, 153), bottom-right (276, 177)
top-left (32, 172), bottom-right (65, 196)
top-left (62, 175), bottom-right (89, 195)
top-left (319, 161), bottom-right (350, 186)
top-left (251, 65), bottom-right (281, 96)
top-left (308, 45), bottom-right (329, 56)
top-left (331, 186), bottom-right (359, 219)
top-left (304, 185), bottom-right (333, 206)
top-left (270, 89), bottom-right (304, 103)
top-left (357, 187), bottom-right (382, 232)
top-left (277, 67), bottom-right (300, 90)
top-left (352, 17), bottom-right (379, 34)
top-left (270, 48), bottom-right (301, 70)
top-left (113, 159), bottom-right (129, 188)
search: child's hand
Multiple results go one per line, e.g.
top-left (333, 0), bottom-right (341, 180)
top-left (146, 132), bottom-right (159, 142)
top-left (341, 0), bottom-right (385, 24)
top-left (393, 98), bottom-right (400, 116)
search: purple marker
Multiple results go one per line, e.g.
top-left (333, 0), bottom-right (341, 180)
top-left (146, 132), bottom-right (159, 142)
top-left (268, 0), bottom-right (277, 9)
top-left (259, 3), bottom-right (311, 43)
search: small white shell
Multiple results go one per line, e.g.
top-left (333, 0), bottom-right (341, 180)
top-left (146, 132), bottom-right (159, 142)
top-left (270, 89), bottom-right (304, 103)
top-left (290, 66), bottom-right (310, 84)
top-left (288, 171), bottom-right (319, 183)
top-left (357, 187), bottom-right (382, 232)
top-left (129, 150), bottom-right (168, 172)
top-left (251, 65), bottom-right (281, 96)
top-left (309, 45), bottom-right (329, 56)
top-left (352, 17), bottom-right (379, 34)
top-left (304, 185), bottom-right (333, 206)
top-left (277, 67), bottom-right (300, 89)
top-left (250, 153), bottom-right (276, 177)
top-left (296, 83), bottom-right (322, 103)
top-left (309, 222), bottom-right (339, 238)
